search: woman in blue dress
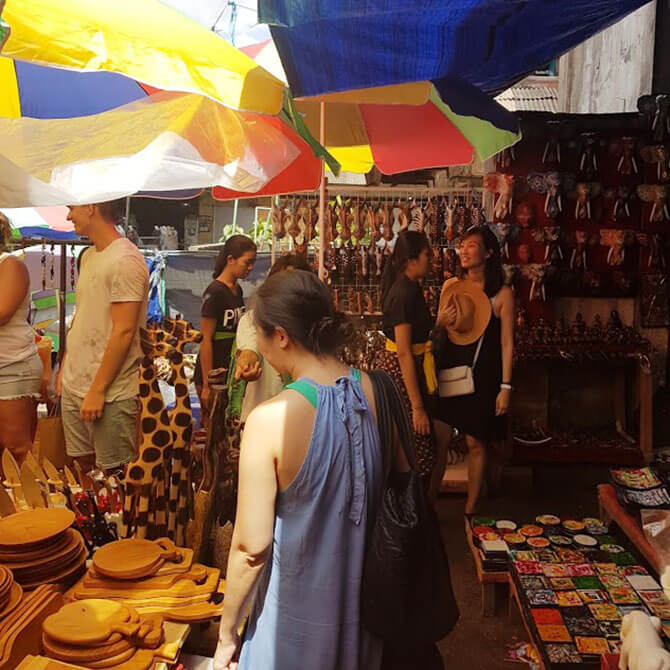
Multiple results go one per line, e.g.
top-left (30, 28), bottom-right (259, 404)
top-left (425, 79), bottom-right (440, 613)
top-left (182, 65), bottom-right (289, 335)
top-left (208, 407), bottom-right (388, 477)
top-left (214, 270), bottom-right (385, 670)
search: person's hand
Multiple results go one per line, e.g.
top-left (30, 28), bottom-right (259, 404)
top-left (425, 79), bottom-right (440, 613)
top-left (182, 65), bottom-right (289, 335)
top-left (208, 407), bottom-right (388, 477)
top-left (442, 303), bottom-right (458, 327)
top-left (235, 350), bottom-right (262, 382)
top-left (496, 389), bottom-right (511, 416)
top-left (213, 630), bottom-right (240, 670)
top-left (80, 386), bottom-right (105, 421)
top-left (412, 406), bottom-right (431, 436)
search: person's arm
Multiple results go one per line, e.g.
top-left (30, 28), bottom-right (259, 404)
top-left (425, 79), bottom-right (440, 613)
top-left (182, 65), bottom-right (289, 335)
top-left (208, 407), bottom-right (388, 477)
top-left (234, 312), bottom-right (261, 382)
top-left (496, 287), bottom-right (515, 416)
top-left (395, 323), bottom-right (430, 436)
top-left (214, 404), bottom-right (278, 669)
top-left (79, 301), bottom-right (143, 421)
top-left (199, 317), bottom-right (217, 405)
top-left (0, 256), bottom-right (29, 326)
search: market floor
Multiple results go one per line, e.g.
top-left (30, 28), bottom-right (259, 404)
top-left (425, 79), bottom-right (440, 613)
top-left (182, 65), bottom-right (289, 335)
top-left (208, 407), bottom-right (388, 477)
top-left (435, 463), bottom-right (609, 669)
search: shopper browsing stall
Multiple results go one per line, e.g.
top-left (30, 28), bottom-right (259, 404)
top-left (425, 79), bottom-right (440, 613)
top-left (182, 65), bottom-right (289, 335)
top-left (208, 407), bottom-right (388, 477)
top-left (232, 253), bottom-right (312, 421)
top-left (59, 200), bottom-right (149, 473)
top-left (435, 225), bottom-right (514, 515)
top-left (374, 230), bottom-right (438, 485)
top-left (0, 215), bottom-right (44, 465)
top-left (214, 270), bottom-right (384, 670)
top-left (195, 235), bottom-right (256, 409)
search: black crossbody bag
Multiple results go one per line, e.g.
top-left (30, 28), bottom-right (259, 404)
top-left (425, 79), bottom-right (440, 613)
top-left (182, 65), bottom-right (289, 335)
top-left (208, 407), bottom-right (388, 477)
top-left (362, 370), bottom-right (459, 648)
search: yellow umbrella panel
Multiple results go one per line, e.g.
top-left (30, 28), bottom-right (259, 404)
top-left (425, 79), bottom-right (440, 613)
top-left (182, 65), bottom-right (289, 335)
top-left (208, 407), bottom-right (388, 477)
top-left (2, 0), bottom-right (284, 114)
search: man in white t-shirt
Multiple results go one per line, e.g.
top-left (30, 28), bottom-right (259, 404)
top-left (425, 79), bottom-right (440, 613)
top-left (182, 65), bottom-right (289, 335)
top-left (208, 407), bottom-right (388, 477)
top-left (58, 200), bottom-right (149, 473)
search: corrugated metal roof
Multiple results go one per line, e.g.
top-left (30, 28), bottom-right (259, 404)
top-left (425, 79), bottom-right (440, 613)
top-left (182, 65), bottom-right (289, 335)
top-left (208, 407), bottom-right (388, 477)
top-left (496, 77), bottom-right (559, 113)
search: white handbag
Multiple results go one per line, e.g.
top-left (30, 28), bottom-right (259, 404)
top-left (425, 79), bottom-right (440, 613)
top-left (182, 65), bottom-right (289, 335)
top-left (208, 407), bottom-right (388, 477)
top-left (438, 337), bottom-right (484, 398)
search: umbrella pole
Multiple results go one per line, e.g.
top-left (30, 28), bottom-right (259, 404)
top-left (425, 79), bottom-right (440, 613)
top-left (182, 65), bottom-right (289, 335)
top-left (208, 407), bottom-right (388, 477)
top-left (317, 101), bottom-right (327, 281)
top-left (58, 243), bottom-right (67, 363)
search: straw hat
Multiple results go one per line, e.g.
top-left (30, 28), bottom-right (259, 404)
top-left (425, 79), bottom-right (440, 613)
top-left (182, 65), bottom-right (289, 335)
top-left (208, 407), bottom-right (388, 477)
top-left (440, 279), bottom-right (491, 345)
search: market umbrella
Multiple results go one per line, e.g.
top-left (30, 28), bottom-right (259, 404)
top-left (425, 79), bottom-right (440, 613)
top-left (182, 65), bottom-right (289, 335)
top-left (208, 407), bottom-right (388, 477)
top-left (219, 39), bottom-right (521, 276)
top-left (0, 0), bottom-right (322, 206)
top-left (225, 40), bottom-right (521, 175)
top-left (0, 206), bottom-right (75, 241)
top-left (259, 0), bottom-right (652, 97)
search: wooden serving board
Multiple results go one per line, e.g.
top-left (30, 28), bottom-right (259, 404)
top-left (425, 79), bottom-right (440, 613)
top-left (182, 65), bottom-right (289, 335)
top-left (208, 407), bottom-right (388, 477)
top-left (93, 538), bottom-right (178, 581)
top-left (0, 582), bottom-right (22, 620)
top-left (0, 509), bottom-right (74, 549)
top-left (41, 633), bottom-right (135, 665)
top-left (0, 586), bottom-right (62, 667)
top-left (43, 600), bottom-right (139, 645)
top-left (72, 569), bottom-right (220, 602)
top-left (83, 564), bottom-right (209, 590)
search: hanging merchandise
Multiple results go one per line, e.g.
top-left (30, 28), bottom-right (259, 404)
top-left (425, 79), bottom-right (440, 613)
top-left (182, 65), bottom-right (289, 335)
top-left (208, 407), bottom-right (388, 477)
top-left (49, 243), bottom-right (55, 289)
top-left (269, 185), bottom-right (482, 369)
top-left (40, 239), bottom-right (46, 291)
top-left (69, 244), bottom-right (76, 290)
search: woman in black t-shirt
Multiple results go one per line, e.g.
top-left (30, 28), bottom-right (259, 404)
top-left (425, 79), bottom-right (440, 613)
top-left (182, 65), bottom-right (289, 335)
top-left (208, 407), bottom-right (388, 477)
top-left (374, 231), bottom-right (437, 483)
top-left (196, 235), bottom-right (256, 408)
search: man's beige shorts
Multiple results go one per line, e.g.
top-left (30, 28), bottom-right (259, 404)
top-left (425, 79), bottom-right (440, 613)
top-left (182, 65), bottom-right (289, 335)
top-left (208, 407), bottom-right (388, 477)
top-left (61, 386), bottom-right (138, 471)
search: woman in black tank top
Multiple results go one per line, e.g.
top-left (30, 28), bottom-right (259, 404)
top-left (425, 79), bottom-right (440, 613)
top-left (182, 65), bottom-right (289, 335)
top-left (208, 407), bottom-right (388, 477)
top-left (435, 226), bottom-right (515, 515)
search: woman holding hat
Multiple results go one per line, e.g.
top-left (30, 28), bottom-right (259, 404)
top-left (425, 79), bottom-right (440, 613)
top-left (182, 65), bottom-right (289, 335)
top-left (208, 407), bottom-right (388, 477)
top-left (375, 230), bottom-right (438, 485)
top-left (436, 225), bottom-right (514, 515)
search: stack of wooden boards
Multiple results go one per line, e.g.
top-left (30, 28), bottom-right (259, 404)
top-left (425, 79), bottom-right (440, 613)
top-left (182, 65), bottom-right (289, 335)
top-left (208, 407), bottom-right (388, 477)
top-left (40, 599), bottom-right (181, 670)
top-left (0, 582), bottom-right (63, 670)
top-left (67, 538), bottom-right (225, 622)
top-left (0, 510), bottom-right (85, 590)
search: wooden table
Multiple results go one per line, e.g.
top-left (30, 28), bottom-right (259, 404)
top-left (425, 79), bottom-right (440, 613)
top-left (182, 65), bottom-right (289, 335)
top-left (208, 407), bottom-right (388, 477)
top-left (598, 483), bottom-right (661, 574)
top-left (464, 518), bottom-right (509, 616)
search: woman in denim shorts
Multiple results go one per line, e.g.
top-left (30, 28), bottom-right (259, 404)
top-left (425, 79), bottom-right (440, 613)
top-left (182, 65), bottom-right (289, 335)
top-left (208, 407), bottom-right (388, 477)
top-left (0, 220), bottom-right (44, 464)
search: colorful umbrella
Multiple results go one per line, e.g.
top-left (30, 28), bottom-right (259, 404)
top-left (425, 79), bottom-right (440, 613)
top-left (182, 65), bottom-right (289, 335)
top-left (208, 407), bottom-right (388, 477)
top-left (0, 1), bottom-right (322, 206)
top-left (3, 0), bottom-right (284, 114)
top-left (259, 0), bottom-right (650, 97)
top-left (1, 206), bottom-right (75, 241)
top-left (224, 40), bottom-right (521, 175)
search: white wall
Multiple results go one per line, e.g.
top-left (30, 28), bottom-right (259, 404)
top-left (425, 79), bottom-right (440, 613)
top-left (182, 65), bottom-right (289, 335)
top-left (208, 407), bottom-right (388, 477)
top-left (558, 2), bottom-right (656, 113)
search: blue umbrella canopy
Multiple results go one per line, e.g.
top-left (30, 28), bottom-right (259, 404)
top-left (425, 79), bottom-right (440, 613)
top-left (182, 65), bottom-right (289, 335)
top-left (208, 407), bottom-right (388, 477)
top-left (259, 0), bottom-right (652, 97)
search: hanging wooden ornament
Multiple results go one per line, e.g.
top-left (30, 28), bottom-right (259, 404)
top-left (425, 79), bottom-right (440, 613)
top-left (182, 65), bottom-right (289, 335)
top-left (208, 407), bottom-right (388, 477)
top-left (40, 240), bottom-right (47, 291)
top-left (49, 244), bottom-right (56, 289)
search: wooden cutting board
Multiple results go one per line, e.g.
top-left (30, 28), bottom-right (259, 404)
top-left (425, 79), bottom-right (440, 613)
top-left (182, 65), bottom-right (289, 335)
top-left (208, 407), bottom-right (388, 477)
top-left (4, 529), bottom-right (83, 573)
top-left (0, 509), bottom-right (74, 549)
top-left (0, 594), bottom-right (61, 669)
top-left (93, 538), bottom-right (179, 581)
top-left (41, 633), bottom-right (135, 664)
top-left (43, 600), bottom-right (139, 645)
top-left (0, 486), bottom-right (16, 517)
top-left (0, 581), bottom-right (22, 620)
top-left (83, 564), bottom-right (210, 590)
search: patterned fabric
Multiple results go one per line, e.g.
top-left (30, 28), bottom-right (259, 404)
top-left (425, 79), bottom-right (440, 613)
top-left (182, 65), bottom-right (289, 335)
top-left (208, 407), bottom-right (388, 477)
top-left (373, 349), bottom-right (436, 478)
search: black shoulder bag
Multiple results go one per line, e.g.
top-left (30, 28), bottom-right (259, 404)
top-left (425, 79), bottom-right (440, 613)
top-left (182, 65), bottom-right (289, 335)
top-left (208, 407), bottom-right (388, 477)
top-left (362, 370), bottom-right (459, 648)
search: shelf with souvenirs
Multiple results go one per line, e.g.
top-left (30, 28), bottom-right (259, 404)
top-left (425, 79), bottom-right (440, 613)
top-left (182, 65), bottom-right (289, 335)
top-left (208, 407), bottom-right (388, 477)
top-left (489, 105), bottom-right (669, 467)
top-left (0, 316), bottom-right (227, 670)
top-left (466, 512), bottom-right (670, 669)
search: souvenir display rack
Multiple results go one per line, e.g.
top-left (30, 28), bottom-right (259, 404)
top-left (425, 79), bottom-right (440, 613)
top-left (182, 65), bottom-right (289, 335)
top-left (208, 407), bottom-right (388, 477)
top-left (269, 184), bottom-right (484, 320)
top-left (467, 514), bottom-right (667, 669)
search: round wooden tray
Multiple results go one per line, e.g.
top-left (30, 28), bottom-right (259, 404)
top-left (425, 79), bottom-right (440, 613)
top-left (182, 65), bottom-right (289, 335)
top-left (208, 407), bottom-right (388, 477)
top-left (19, 544), bottom-right (87, 590)
top-left (43, 600), bottom-right (139, 645)
top-left (9, 532), bottom-right (84, 578)
top-left (0, 529), bottom-right (72, 564)
top-left (0, 509), bottom-right (75, 549)
top-left (93, 538), bottom-right (178, 581)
